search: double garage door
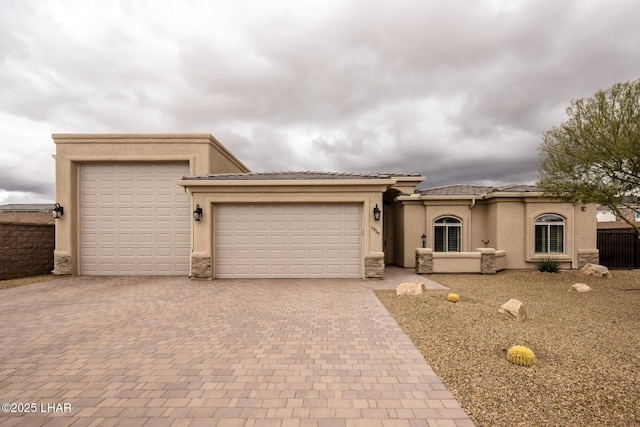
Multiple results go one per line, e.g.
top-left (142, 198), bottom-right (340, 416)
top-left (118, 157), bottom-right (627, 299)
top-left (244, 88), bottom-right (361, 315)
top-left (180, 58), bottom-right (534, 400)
top-left (215, 204), bottom-right (362, 278)
top-left (79, 163), bottom-right (190, 275)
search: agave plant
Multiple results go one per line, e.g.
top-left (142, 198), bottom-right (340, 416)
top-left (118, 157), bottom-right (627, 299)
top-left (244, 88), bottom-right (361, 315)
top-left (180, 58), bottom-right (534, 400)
top-left (537, 257), bottom-right (561, 273)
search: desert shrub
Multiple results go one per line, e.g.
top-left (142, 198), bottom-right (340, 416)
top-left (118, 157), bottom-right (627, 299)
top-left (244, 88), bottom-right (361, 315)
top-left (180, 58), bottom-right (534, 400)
top-left (537, 257), bottom-right (561, 273)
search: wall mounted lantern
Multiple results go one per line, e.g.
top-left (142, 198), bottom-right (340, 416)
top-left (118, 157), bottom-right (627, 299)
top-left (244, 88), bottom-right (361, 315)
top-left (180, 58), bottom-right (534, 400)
top-left (421, 233), bottom-right (427, 248)
top-left (52, 203), bottom-right (64, 219)
top-left (373, 204), bottom-right (381, 221)
top-left (193, 204), bottom-right (203, 221)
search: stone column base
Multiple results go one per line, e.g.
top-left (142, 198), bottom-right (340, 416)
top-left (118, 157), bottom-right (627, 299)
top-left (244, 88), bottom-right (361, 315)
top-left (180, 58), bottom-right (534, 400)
top-left (415, 248), bottom-right (433, 274)
top-left (365, 252), bottom-right (385, 278)
top-left (478, 248), bottom-right (497, 274)
top-left (577, 249), bottom-right (599, 269)
top-left (53, 255), bottom-right (72, 275)
top-left (191, 256), bottom-right (212, 279)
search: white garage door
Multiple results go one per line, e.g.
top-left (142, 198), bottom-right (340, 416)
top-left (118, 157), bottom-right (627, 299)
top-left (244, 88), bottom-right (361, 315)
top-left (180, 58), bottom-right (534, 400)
top-left (79, 163), bottom-right (190, 275)
top-left (215, 204), bottom-right (362, 278)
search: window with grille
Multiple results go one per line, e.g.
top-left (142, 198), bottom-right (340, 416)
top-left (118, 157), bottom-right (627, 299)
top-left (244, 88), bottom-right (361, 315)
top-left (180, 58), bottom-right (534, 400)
top-left (434, 216), bottom-right (461, 252)
top-left (535, 214), bottom-right (564, 253)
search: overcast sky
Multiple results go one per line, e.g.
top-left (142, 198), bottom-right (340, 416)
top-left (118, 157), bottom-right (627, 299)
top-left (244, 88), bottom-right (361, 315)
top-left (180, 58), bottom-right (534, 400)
top-left (1, 0), bottom-right (639, 204)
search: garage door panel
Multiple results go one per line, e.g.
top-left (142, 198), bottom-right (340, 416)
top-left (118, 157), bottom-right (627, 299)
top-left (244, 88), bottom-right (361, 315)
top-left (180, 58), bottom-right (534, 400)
top-left (307, 221), bottom-right (323, 230)
top-left (308, 249), bottom-right (324, 258)
top-left (345, 220), bottom-right (361, 230)
top-left (287, 235), bottom-right (304, 245)
top-left (326, 249), bottom-right (343, 258)
top-left (215, 204), bottom-right (362, 278)
top-left (290, 249), bottom-right (306, 259)
top-left (272, 221), bottom-right (287, 231)
top-left (308, 235), bottom-right (324, 245)
top-left (271, 249), bottom-right (287, 259)
top-left (100, 195), bottom-right (116, 204)
top-left (344, 235), bottom-right (362, 244)
top-left (272, 265), bottom-right (287, 274)
top-left (79, 163), bottom-right (190, 275)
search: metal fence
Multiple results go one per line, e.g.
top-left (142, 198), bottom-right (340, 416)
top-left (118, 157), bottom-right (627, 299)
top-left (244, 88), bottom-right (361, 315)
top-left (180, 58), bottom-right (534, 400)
top-left (597, 228), bottom-right (640, 269)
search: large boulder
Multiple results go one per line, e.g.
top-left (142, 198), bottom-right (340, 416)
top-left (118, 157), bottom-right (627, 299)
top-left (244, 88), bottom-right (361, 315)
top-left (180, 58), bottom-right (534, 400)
top-left (396, 282), bottom-right (427, 296)
top-left (498, 299), bottom-right (527, 322)
top-left (579, 263), bottom-right (613, 278)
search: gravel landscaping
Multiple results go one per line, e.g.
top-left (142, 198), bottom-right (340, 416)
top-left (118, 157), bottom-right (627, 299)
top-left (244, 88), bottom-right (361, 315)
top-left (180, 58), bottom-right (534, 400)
top-left (0, 274), bottom-right (57, 290)
top-left (375, 269), bottom-right (640, 427)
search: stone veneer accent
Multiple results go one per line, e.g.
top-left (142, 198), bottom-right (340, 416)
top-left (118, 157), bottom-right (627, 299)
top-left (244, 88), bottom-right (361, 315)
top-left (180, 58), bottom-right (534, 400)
top-left (415, 248), bottom-right (433, 274)
top-left (365, 252), bottom-right (385, 278)
top-left (53, 254), bottom-right (72, 275)
top-left (191, 256), bottom-right (212, 279)
top-left (478, 248), bottom-right (497, 274)
top-left (577, 249), bottom-right (599, 269)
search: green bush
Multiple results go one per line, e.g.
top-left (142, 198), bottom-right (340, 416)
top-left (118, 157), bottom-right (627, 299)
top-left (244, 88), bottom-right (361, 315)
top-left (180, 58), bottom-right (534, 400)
top-left (537, 257), bottom-right (561, 273)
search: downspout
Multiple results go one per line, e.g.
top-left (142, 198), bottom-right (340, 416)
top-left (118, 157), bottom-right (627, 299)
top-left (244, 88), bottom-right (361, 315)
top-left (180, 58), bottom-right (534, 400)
top-left (469, 197), bottom-right (476, 251)
top-left (572, 205), bottom-right (576, 269)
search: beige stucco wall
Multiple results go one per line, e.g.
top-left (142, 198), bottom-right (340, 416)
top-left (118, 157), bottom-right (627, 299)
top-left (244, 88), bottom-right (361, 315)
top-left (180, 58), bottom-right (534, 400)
top-left (178, 180), bottom-right (392, 278)
top-left (432, 252), bottom-right (481, 273)
top-left (396, 193), bottom-right (598, 271)
top-left (52, 134), bottom-right (249, 275)
top-left (394, 200), bottom-right (425, 267)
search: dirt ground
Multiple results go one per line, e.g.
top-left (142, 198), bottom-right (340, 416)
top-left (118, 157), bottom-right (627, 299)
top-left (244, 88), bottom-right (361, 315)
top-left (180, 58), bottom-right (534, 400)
top-left (375, 269), bottom-right (640, 427)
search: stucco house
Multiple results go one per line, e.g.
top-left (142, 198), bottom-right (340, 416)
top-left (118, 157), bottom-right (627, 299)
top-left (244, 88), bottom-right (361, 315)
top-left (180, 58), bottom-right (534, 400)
top-left (52, 133), bottom-right (598, 278)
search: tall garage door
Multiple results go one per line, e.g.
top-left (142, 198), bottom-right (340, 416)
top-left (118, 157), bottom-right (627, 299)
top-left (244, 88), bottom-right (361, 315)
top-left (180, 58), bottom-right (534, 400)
top-left (215, 204), bottom-right (362, 278)
top-left (79, 163), bottom-right (190, 275)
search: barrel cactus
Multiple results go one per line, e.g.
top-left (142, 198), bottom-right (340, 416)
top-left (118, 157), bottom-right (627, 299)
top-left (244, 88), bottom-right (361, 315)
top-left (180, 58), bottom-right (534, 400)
top-left (447, 293), bottom-right (460, 303)
top-left (506, 345), bottom-right (537, 367)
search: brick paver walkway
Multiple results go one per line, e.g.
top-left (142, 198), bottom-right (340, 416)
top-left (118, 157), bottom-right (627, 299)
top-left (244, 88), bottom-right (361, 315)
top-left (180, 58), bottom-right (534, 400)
top-left (0, 269), bottom-right (474, 426)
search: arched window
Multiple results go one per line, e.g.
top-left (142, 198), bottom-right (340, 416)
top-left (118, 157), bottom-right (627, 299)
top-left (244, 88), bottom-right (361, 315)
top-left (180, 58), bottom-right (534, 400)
top-left (434, 216), bottom-right (461, 252)
top-left (535, 214), bottom-right (564, 253)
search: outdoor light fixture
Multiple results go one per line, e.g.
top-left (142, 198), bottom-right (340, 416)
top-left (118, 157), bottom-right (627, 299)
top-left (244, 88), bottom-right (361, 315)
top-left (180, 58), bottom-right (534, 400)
top-left (52, 203), bottom-right (64, 219)
top-left (421, 233), bottom-right (427, 248)
top-left (193, 204), bottom-right (203, 221)
top-left (373, 204), bottom-right (381, 221)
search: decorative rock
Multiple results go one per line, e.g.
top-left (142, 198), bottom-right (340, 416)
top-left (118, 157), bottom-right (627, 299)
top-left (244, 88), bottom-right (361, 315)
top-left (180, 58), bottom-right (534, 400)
top-left (570, 283), bottom-right (592, 293)
top-left (579, 263), bottom-right (613, 278)
top-left (396, 282), bottom-right (427, 296)
top-left (447, 293), bottom-right (460, 303)
top-left (498, 299), bottom-right (527, 322)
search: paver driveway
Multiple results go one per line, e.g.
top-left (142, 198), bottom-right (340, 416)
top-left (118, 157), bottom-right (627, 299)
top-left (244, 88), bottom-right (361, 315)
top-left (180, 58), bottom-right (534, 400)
top-left (0, 270), bottom-right (474, 427)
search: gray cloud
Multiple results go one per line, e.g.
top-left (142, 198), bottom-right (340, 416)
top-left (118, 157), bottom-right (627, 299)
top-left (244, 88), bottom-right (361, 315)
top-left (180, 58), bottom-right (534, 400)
top-left (1, 0), bottom-right (640, 203)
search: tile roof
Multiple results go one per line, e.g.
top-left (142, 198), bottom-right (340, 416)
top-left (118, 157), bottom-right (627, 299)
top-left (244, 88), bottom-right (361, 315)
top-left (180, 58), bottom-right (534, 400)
top-left (417, 184), bottom-right (540, 196)
top-left (0, 204), bottom-right (54, 211)
top-left (184, 171), bottom-right (423, 180)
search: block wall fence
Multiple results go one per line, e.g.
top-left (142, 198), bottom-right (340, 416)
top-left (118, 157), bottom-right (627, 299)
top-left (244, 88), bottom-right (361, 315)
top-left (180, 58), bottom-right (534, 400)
top-left (0, 223), bottom-right (55, 280)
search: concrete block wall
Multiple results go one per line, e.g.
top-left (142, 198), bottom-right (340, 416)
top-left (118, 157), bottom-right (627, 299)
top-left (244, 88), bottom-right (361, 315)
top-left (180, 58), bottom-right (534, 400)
top-left (0, 223), bottom-right (55, 280)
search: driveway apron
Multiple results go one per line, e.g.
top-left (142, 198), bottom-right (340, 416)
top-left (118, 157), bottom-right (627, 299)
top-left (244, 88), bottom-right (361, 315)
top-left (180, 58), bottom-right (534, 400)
top-left (0, 271), bottom-right (474, 427)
